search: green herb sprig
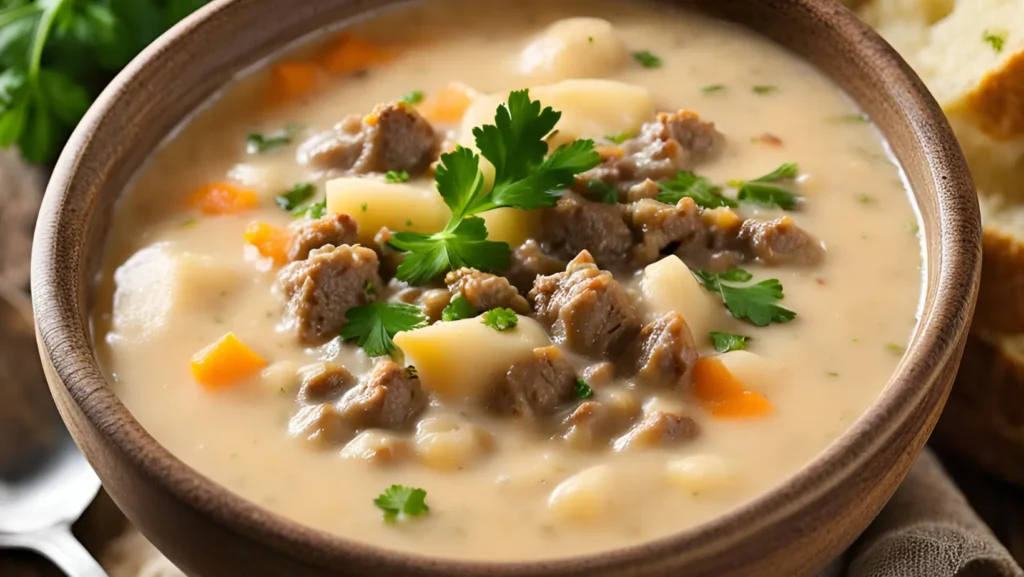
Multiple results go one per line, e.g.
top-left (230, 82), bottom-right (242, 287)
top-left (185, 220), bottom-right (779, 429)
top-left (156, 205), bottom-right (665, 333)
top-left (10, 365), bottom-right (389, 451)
top-left (694, 268), bottom-right (796, 327)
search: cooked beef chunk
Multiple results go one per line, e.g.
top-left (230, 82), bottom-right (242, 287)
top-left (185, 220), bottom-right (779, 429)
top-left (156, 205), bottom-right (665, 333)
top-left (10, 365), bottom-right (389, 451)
top-left (395, 285), bottom-right (452, 323)
top-left (446, 268), bottom-right (529, 314)
top-left (506, 240), bottom-right (566, 292)
top-left (297, 103), bottom-right (439, 175)
top-left (738, 216), bottom-right (824, 266)
top-left (540, 191), bottom-right (632, 269)
top-left (372, 227), bottom-right (405, 279)
top-left (629, 197), bottom-right (705, 266)
top-left (559, 397), bottom-right (640, 450)
top-left (582, 361), bottom-right (615, 388)
top-left (298, 362), bottom-right (355, 402)
top-left (336, 359), bottom-right (427, 430)
top-left (622, 312), bottom-right (698, 388)
top-left (489, 346), bottom-right (577, 417)
top-left (288, 214), bottom-right (359, 261)
top-left (613, 411), bottom-right (700, 450)
top-left (578, 110), bottom-right (724, 192)
top-left (288, 403), bottom-right (352, 446)
top-left (529, 251), bottom-right (641, 358)
top-left (278, 244), bottom-right (381, 344)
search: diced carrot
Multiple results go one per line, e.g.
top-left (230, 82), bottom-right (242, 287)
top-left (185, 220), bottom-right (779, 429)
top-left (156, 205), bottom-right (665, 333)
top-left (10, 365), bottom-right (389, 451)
top-left (316, 34), bottom-right (398, 76)
top-left (187, 182), bottom-right (259, 216)
top-left (191, 332), bottom-right (268, 389)
top-left (243, 221), bottom-right (291, 264)
top-left (269, 61), bottom-right (325, 105)
top-left (692, 356), bottom-right (774, 418)
top-left (418, 82), bottom-right (474, 123)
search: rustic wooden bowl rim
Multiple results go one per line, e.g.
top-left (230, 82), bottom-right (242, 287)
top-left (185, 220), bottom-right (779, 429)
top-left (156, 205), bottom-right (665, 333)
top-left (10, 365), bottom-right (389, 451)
top-left (31, 0), bottom-right (981, 573)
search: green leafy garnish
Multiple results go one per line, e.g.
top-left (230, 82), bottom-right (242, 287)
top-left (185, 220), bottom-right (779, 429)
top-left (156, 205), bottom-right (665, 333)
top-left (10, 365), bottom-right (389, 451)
top-left (752, 85), bottom-right (777, 94)
top-left (441, 295), bottom-right (476, 321)
top-left (632, 50), bottom-right (661, 68)
top-left (292, 199), bottom-right (327, 219)
top-left (709, 331), bottom-right (749, 353)
top-left (656, 171), bottom-right (736, 209)
top-left (340, 302), bottom-right (427, 357)
top-left (384, 170), bottom-right (410, 184)
top-left (983, 29), bottom-right (1007, 53)
top-left (701, 84), bottom-right (726, 94)
top-left (398, 90), bottom-right (424, 105)
top-left (374, 485), bottom-right (429, 522)
top-left (731, 162), bottom-right (800, 210)
top-left (694, 269), bottom-right (796, 327)
top-left (388, 90), bottom-right (600, 284)
top-left (604, 131), bottom-right (634, 144)
top-left (585, 179), bottom-right (618, 204)
top-left (246, 124), bottom-right (300, 154)
top-left (575, 378), bottom-right (593, 399)
top-left (481, 307), bottom-right (518, 331)
top-left (275, 182), bottom-right (315, 211)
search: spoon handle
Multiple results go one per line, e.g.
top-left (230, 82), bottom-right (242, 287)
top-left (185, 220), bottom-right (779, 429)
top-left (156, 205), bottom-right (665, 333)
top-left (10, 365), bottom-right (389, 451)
top-left (0, 524), bottom-right (109, 577)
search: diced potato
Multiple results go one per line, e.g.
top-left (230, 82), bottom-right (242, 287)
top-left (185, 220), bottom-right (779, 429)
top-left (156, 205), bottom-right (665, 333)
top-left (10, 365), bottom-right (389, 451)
top-left (547, 464), bottom-right (616, 523)
top-left (495, 452), bottom-right (570, 494)
top-left (326, 177), bottom-right (451, 243)
top-left (642, 394), bottom-right (691, 416)
top-left (227, 162), bottom-right (293, 197)
top-left (413, 415), bottom-right (495, 471)
top-left (665, 454), bottom-right (735, 494)
top-left (640, 255), bottom-right (723, 345)
top-left (260, 360), bottom-right (300, 395)
top-left (460, 80), bottom-right (653, 150)
top-left (517, 18), bottom-right (628, 84)
top-left (481, 208), bottom-right (540, 246)
top-left (111, 244), bottom-right (242, 344)
top-left (394, 316), bottom-right (552, 399)
top-left (716, 350), bottom-right (784, 395)
top-left (341, 430), bottom-right (412, 466)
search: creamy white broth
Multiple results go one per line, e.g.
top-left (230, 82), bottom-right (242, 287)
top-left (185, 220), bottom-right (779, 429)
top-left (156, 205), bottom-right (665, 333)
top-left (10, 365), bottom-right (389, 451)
top-left (92, 0), bottom-right (922, 561)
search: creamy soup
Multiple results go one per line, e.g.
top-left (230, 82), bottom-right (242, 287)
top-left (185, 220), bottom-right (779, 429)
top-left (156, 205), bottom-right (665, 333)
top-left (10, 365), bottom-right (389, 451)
top-left (92, 0), bottom-right (923, 561)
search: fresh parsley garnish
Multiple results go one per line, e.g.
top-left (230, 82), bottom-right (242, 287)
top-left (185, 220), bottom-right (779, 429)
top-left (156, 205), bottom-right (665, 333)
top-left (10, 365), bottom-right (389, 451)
top-left (575, 378), bottom-right (593, 399)
top-left (701, 84), bottom-right (726, 94)
top-left (694, 269), bottom-right (796, 327)
top-left (275, 182), bottom-right (316, 211)
top-left (388, 90), bottom-right (600, 284)
top-left (604, 131), bottom-right (634, 144)
top-left (752, 85), bottom-right (777, 95)
top-left (709, 331), bottom-right (749, 353)
top-left (441, 295), bottom-right (476, 321)
top-left (246, 124), bottom-right (301, 154)
top-left (633, 50), bottom-right (662, 68)
top-left (374, 485), bottom-right (429, 522)
top-left (656, 171), bottom-right (736, 209)
top-left (340, 302), bottom-right (427, 357)
top-left (481, 307), bottom-right (518, 331)
top-left (731, 162), bottom-right (800, 210)
top-left (384, 170), bottom-right (410, 184)
top-left (585, 179), bottom-right (619, 204)
top-left (292, 199), bottom-right (327, 219)
top-left (398, 90), bottom-right (424, 105)
top-left (983, 30), bottom-right (1007, 53)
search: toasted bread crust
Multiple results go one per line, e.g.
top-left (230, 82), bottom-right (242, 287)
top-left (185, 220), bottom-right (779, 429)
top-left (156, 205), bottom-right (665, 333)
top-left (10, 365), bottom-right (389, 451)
top-left (974, 226), bottom-right (1024, 334)
top-left (933, 333), bottom-right (1024, 486)
top-left (968, 51), bottom-right (1024, 140)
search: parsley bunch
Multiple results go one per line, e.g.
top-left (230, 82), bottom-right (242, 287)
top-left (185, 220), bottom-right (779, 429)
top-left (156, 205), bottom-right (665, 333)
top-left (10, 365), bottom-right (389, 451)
top-left (0, 0), bottom-right (209, 164)
top-left (389, 90), bottom-right (601, 285)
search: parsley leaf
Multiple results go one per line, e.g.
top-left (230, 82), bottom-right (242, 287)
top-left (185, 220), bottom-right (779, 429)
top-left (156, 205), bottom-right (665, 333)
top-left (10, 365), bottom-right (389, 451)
top-left (575, 378), bottom-right (593, 399)
top-left (340, 302), bottom-right (427, 357)
top-left (694, 269), bottom-right (796, 327)
top-left (390, 217), bottom-right (510, 285)
top-left (292, 199), bottom-right (327, 219)
top-left (275, 182), bottom-right (315, 211)
top-left (441, 294), bottom-right (476, 321)
top-left (481, 307), bottom-right (518, 331)
top-left (709, 331), bottom-right (749, 353)
top-left (584, 179), bottom-right (618, 204)
top-left (246, 126), bottom-right (297, 154)
top-left (656, 171), bottom-right (736, 208)
top-left (398, 90), bottom-right (424, 105)
top-left (604, 131), bottom-right (634, 144)
top-left (732, 162), bottom-right (800, 210)
top-left (384, 169), bottom-right (410, 184)
top-left (983, 29), bottom-right (1007, 53)
top-left (374, 485), bottom-right (429, 522)
top-left (633, 50), bottom-right (661, 68)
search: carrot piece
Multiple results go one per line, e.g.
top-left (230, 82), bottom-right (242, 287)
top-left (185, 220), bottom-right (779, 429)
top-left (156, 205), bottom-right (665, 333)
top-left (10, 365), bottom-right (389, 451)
top-left (269, 61), bottom-right (325, 104)
top-left (418, 82), bottom-right (474, 123)
top-left (692, 357), bottom-right (774, 418)
top-left (244, 222), bottom-right (291, 264)
top-left (191, 332), bottom-right (268, 389)
top-left (187, 182), bottom-right (259, 216)
top-left (316, 34), bottom-right (397, 76)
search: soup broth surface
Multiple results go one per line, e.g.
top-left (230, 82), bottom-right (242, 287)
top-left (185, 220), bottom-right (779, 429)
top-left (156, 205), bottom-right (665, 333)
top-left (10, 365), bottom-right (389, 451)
top-left (93, 0), bottom-right (922, 561)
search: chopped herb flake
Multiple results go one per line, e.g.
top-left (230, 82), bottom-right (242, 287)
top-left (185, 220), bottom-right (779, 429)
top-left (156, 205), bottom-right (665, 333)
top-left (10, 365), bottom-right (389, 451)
top-left (701, 84), bottom-right (726, 94)
top-left (374, 485), bottom-right (429, 522)
top-left (826, 371), bottom-right (840, 377)
top-left (275, 182), bottom-right (316, 211)
top-left (752, 85), bottom-right (777, 95)
top-left (732, 162), bottom-right (800, 210)
top-left (182, 217), bottom-right (198, 229)
top-left (441, 295), bottom-right (476, 322)
top-left (633, 50), bottom-right (662, 68)
top-left (604, 131), bottom-right (635, 144)
top-left (246, 124), bottom-right (301, 154)
top-left (361, 203), bottom-right (368, 212)
top-left (858, 194), bottom-right (873, 204)
top-left (886, 343), bottom-right (906, 355)
top-left (292, 199), bottom-right (327, 219)
top-left (363, 280), bottom-right (376, 297)
top-left (694, 269), bottom-right (796, 327)
top-left (656, 171), bottom-right (736, 209)
top-left (588, 36), bottom-right (595, 44)
top-left (983, 29), bottom-right (1007, 53)
top-left (481, 307), bottom-right (519, 331)
top-left (832, 113), bottom-right (870, 124)
top-left (575, 378), bottom-right (594, 399)
top-left (340, 302), bottom-right (427, 357)
top-left (385, 170), bottom-right (411, 184)
top-left (904, 222), bottom-right (920, 235)
top-left (709, 332), bottom-right (749, 353)
top-left (399, 90), bottom-right (425, 105)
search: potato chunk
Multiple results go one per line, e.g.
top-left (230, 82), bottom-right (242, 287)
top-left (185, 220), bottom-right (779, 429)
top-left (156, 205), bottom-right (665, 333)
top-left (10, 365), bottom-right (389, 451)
top-left (547, 464), bottom-right (616, 523)
top-left (326, 177), bottom-right (451, 243)
top-left (518, 18), bottom-right (628, 83)
top-left (665, 454), bottom-right (735, 494)
top-left (716, 350), bottom-right (784, 395)
top-left (394, 316), bottom-right (552, 399)
top-left (413, 415), bottom-right (495, 471)
top-left (640, 255), bottom-right (723, 344)
top-left (481, 207), bottom-right (540, 247)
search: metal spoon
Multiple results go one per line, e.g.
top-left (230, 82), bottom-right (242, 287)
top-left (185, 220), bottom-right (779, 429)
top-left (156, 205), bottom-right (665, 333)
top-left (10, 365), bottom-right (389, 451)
top-left (0, 282), bottom-right (107, 576)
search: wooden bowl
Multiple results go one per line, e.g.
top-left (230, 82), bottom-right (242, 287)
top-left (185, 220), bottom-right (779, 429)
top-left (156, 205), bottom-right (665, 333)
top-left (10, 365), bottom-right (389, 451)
top-left (30, 0), bottom-right (981, 575)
